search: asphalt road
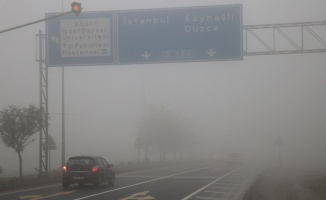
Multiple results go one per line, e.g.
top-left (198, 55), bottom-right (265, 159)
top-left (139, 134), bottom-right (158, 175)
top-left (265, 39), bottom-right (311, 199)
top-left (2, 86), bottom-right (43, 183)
top-left (0, 162), bottom-right (254, 200)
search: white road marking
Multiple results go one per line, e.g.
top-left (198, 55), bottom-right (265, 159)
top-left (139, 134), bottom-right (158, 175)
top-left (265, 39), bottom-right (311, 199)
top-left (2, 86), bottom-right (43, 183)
top-left (0, 167), bottom-right (241, 199)
top-left (169, 176), bottom-right (218, 179)
top-left (0, 167), bottom-right (211, 196)
top-left (74, 166), bottom-right (210, 200)
top-left (118, 175), bottom-right (219, 179)
top-left (117, 175), bottom-right (162, 178)
top-left (180, 167), bottom-right (242, 200)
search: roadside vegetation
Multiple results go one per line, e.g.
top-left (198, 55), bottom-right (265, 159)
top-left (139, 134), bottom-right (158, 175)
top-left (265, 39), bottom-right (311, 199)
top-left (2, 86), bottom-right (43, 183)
top-left (0, 104), bottom-right (46, 178)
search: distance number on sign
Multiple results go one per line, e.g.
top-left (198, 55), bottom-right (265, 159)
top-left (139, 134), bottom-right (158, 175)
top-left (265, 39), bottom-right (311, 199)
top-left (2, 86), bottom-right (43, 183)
top-left (163, 50), bottom-right (195, 59)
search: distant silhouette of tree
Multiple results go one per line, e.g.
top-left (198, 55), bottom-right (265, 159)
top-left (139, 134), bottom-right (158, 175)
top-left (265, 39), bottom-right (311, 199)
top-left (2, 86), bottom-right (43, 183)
top-left (136, 105), bottom-right (197, 162)
top-left (0, 104), bottom-right (45, 178)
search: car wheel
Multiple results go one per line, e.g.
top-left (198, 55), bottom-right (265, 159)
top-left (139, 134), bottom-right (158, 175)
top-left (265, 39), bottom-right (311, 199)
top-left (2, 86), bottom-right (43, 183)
top-left (96, 175), bottom-right (103, 188)
top-left (62, 182), bottom-right (69, 189)
top-left (109, 174), bottom-right (115, 186)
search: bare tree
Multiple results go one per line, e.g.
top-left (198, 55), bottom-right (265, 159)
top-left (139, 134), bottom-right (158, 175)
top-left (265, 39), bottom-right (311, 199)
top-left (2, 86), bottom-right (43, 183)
top-left (0, 104), bottom-right (45, 178)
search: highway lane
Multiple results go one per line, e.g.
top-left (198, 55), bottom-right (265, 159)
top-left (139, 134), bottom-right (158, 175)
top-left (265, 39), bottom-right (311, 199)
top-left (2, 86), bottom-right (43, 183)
top-left (0, 162), bottom-right (253, 200)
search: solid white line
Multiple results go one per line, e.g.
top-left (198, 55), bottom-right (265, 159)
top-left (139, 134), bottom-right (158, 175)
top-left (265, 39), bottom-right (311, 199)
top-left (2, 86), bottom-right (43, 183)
top-left (168, 176), bottom-right (218, 179)
top-left (118, 175), bottom-right (219, 179)
top-left (117, 175), bottom-right (162, 178)
top-left (180, 167), bottom-right (242, 200)
top-left (0, 184), bottom-right (61, 196)
top-left (74, 166), bottom-right (209, 200)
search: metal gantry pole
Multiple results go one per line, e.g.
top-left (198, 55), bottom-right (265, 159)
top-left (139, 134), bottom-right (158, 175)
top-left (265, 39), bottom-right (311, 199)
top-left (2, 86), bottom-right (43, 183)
top-left (38, 30), bottom-right (43, 178)
top-left (37, 30), bottom-right (49, 178)
top-left (45, 46), bottom-right (49, 177)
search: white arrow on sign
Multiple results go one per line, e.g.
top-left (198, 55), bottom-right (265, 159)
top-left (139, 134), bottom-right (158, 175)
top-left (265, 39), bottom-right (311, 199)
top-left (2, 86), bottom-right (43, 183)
top-left (141, 51), bottom-right (151, 59)
top-left (207, 49), bottom-right (217, 57)
top-left (51, 35), bottom-right (59, 44)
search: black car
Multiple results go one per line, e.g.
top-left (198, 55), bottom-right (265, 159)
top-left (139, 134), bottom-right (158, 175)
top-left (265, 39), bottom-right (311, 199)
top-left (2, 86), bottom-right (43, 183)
top-left (62, 156), bottom-right (115, 189)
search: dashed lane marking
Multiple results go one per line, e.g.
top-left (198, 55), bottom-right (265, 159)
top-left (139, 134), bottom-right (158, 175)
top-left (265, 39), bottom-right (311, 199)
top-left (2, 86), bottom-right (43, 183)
top-left (180, 167), bottom-right (242, 200)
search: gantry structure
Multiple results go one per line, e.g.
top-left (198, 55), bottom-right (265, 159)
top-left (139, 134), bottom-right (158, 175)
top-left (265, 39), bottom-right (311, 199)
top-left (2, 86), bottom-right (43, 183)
top-left (35, 20), bottom-right (326, 177)
top-left (243, 21), bottom-right (326, 55)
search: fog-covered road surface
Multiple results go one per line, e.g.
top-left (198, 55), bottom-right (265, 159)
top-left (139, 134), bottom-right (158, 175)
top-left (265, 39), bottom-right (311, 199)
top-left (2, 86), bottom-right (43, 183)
top-left (0, 162), bottom-right (256, 200)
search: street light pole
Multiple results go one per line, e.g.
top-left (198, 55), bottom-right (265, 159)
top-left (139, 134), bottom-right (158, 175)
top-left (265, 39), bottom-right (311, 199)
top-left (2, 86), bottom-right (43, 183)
top-left (0, 2), bottom-right (82, 34)
top-left (62, 66), bottom-right (65, 167)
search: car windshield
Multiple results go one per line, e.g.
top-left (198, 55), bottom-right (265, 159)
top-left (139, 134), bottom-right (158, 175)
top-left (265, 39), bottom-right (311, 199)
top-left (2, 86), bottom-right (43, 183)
top-left (67, 158), bottom-right (95, 166)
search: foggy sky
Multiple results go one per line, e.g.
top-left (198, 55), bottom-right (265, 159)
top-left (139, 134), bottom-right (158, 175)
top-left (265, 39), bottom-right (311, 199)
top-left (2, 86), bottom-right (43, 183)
top-left (1, 0), bottom-right (326, 176)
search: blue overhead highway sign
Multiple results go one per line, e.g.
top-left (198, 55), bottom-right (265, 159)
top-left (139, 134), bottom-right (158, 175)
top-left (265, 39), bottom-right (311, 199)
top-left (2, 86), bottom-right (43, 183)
top-left (117, 5), bottom-right (242, 64)
top-left (46, 5), bottom-right (242, 66)
top-left (46, 11), bottom-right (115, 66)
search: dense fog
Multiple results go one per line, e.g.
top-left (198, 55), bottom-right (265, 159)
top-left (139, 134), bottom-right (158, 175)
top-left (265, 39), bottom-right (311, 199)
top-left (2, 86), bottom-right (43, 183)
top-left (1, 0), bottom-right (326, 177)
